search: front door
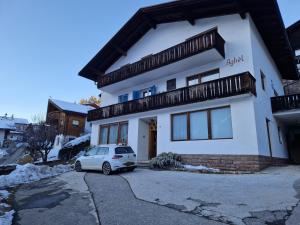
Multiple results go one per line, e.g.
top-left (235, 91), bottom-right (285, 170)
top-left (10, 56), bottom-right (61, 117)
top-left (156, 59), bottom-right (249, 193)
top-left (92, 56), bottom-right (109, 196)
top-left (290, 131), bottom-right (300, 164)
top-left (148, 120), bottom-right (157, 160)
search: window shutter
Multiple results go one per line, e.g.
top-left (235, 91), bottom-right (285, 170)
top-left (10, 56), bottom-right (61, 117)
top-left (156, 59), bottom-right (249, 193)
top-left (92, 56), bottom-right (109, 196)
top-left (118, 95), bottom-right (122, 103)
top-left (132, 91), bottom-right (140, 100)
top-left (124, 94), bottom-right (128, 102)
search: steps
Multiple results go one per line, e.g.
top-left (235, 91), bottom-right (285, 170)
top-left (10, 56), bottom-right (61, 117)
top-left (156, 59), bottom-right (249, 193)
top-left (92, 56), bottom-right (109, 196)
top-left (137, 161), bottom-right (150, 169)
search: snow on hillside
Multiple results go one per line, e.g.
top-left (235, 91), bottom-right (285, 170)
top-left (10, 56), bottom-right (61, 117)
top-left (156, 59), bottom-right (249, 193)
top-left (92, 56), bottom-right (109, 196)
top-left (0, 164), bottom-right (72, 188)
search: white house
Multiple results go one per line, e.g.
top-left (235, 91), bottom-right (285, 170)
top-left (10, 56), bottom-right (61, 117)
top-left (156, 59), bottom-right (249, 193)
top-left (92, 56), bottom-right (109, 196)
top-left (0, 115), bottom-right (29, 146)
top-left (78, 0), bottom-right (299, 171)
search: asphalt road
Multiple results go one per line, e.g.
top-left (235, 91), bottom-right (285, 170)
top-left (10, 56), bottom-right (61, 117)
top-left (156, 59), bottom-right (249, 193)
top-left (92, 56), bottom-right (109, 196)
top-left (85, 172), bottom-right (226, 225)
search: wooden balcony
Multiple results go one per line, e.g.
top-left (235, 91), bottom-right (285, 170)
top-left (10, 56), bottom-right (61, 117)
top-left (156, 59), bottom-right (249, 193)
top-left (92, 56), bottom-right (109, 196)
top-left (271, 94), bottom-right (300, 113)
top-left (88, 72), bottom-right (256, 121)
top-left (97, 28), bottom-right (225, 88)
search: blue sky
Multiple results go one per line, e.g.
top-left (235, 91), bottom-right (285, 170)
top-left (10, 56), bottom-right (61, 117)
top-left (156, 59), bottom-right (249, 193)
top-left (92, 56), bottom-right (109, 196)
top-left (0, 0), bottom-right (299, 121)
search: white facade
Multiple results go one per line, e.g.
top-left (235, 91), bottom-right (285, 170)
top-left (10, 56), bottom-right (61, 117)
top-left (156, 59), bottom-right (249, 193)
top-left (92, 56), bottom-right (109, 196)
top-left (90, 14), bottom-right (289, 161)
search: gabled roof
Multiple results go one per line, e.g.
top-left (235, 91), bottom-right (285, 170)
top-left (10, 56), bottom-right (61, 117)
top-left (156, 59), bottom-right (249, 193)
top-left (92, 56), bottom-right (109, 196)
top-left (0, 117), bottom-right (28, 130)
top-left (287, 20), bottom-right (300, 50)
top-left (79, 0), bottom-right (299, 81)
top-left (49, 99), bottom-right (96, 115)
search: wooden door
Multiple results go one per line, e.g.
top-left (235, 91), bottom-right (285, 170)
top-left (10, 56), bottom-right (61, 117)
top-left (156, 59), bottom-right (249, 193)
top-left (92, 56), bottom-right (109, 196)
top-left (148, 120), bottom-right (157, 160)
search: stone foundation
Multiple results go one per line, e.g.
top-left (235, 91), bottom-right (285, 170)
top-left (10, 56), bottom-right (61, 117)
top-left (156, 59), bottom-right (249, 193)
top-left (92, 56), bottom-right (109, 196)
top-left (180, 154), bottom-right (288, 172)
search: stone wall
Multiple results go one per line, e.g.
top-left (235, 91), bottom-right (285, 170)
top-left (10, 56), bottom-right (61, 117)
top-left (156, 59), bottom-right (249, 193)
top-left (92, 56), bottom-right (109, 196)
top-left (180, 154), bottom-right (288, 172)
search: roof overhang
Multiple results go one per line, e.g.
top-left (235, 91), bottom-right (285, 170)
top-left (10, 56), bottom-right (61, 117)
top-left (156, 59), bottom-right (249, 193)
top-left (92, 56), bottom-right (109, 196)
top-left (79, 0), bottom-right (299, 81)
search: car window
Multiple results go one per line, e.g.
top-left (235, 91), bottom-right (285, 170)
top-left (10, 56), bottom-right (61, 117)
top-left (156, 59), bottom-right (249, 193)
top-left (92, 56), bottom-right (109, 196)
top-left (115, 147), bottom-right (134, 154)
top-left (97, 147), bottom-right (109, 155)
top-left (86, 147), bottom-right (98, 156)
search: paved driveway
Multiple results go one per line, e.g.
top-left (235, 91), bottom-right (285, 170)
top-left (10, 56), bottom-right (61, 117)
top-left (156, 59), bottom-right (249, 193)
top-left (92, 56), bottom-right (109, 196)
top-left (85, 172), bottom-right (225, 225)
top-left (121, 166), bottom-right (300, 225)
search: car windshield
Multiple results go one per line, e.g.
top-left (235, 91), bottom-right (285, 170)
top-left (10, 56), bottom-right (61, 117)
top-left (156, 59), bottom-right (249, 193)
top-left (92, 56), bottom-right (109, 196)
top-left (115, 147), bottom-right (134, 154)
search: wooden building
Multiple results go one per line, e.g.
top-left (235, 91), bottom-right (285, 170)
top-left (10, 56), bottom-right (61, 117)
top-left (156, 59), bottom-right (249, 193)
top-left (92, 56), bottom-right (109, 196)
top-left (46, 99), bottom-right (97, 139)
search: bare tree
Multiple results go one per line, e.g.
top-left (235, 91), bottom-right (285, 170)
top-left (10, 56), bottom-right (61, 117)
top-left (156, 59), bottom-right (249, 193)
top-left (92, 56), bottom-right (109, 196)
top-left (79, 96), bottom-right (101, 106)
top-left (24, 123), bottom-right (57, 162)
top-left (31, 112), bottom-right (46, 124)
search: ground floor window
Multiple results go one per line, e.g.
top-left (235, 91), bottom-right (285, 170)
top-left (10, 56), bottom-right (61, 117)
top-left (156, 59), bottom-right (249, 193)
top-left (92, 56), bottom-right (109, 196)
top-left (99, 121), bottom-right (128, 144)
top-left (171, 106), bottom-right (233, 141)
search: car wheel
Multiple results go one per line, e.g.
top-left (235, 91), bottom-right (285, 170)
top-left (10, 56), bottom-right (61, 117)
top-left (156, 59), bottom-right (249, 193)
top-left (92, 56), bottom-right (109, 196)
top-left (102, 162), bottom-right (112, 175)
top-left (75, 161), bottom-right (82, 172)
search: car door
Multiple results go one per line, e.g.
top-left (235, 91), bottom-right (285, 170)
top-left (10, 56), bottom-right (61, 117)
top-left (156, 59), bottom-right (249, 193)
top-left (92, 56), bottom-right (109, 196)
top-left (81, 147), bottom-right (98, 170)
top-left (88, 147), bottom-right (107, 170)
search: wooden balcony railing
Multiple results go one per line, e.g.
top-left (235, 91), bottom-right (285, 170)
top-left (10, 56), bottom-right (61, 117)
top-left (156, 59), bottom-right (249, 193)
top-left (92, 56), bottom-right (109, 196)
top-left (271, 94), bottom-right (300, 113)
top-left (97, 28), bottom-right (225, 88)
top-left (88, 72), bottom-right (256, 121)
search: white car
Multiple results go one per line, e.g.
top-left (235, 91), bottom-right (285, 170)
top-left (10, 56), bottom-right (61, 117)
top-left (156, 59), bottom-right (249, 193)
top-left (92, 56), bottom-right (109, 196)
top-left (74, 145), bottom-right (137, 175)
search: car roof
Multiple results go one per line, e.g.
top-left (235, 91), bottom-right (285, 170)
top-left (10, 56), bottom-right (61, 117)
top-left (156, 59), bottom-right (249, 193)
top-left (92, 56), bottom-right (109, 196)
top-left (95, 144), bottom-right (130, 148)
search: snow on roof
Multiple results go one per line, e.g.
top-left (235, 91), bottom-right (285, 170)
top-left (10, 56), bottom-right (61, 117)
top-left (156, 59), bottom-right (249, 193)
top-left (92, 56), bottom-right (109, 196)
top-left (0, 116), bottom-right (29, 130)
top-left (50, 99), bottom-right (95, 114)
top-left (63, 133), bottom-right (91, 148)
top-left (0, 117), bottom-right (28, 130)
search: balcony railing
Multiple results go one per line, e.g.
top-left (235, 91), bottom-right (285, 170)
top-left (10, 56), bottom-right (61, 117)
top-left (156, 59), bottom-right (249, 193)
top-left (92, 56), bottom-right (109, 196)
top-left (271, 94), bottom-right (300, 113)
top-left (97, 28), bottom-right (225, 88)
top-left (88, 72), bottom-right (256, 121)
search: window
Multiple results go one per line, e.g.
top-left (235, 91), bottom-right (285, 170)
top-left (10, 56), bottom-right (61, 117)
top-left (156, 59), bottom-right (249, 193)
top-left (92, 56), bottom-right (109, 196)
top-left (133, 85), bottom-right (157, 100)
top-left (171, 106), bottom-right (233, 141)
top-left (260, 71), bottom-right (266, 91)
top-left (118, 94), bottom-right (128, 103)
top-left (99, 122), bottom-right (128, 144)
top-left (167, 79), bottom-right (176, 91)
top-left (211, 107), bottom-right (233, 139)
top-left (119, 123), bottom-right (128, 144)
top-left (72, 120), bottom-right (79, 127)
top-left (266, 118), bottom-right (272, 157)
top-left (190, 111), bottom-right (208, 140)
top-left (115, 147), bottom-right (134, 154)
top-left (97, 147), bottom-right (109, 155)
top-left (277, 126), bottom-right (283, 144)
top-left (172, 114), bottom-right (187, 141)
top-left (86, 147), bottom-right (98, 156)
top-left (108, 124), bottom-right (118, 144)
top-left (99, 126), bottom-right (109, 144)
top-left (187, 69), bottom-right (219, 86)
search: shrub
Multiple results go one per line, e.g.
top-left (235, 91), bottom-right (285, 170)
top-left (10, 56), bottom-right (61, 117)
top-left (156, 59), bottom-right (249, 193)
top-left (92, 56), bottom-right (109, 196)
top-left (150, 152), bottom-right (183, 169)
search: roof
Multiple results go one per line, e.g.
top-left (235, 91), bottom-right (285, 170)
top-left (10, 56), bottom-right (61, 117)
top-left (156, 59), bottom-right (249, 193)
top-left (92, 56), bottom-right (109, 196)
top-left (287, 20), bottom-right (300, 50)
top-left (79, 0), bottom-right (299, 81)
top-left (49, 99), bottom-right (96, 115)
top-left (0, 117), bottom-right (28, 130)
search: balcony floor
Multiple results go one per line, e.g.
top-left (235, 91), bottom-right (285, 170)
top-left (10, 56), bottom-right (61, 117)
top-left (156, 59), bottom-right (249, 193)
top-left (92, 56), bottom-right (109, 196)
top-left (101, 49), bottom-right (224, 93)
top-left (273, 109), bottom-right (300, 125)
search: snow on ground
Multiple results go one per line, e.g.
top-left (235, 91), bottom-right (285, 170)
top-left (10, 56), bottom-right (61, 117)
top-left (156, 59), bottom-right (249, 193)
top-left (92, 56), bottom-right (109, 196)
top-left (0, 163), bottom-right (72, 188)
top-left (64, 134), bottom-right (90, 148)
top-left (0, 148), bottom-right (8, 159)
top-left (47, 147), bottom-right (61, 161)
top-left (0, 209), bottom-right (14, 225)
top-left (184, 164), bottom-right (220, 172)
top-left (0, 189), bottom-right (14, 225)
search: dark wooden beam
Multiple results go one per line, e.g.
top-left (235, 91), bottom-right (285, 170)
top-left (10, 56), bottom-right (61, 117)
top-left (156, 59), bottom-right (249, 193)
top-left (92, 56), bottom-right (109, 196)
top-left (111, 43), bottom-right (127, 56)
top-left (143, 14), bottom-right (157, 29)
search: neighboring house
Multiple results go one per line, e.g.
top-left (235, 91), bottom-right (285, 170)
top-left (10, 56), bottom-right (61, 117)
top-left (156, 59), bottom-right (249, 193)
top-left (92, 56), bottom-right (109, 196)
top-left (78, 0), bottom-right (299, 171)
top-left (283, 20), bottom-right (300, 95)
top-left (46, 99), bottom-right (97, 141)
top-left (0, 115), bottom-right (29, 146)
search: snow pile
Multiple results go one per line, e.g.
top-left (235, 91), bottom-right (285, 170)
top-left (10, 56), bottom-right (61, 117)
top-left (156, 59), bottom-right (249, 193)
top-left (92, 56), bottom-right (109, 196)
top-left (64, 134), bottom-right (90, 148)
top-left (47, 135), bottom-right (65, 161)
top-left (0, 164), bottom-right (72, 188)
top-left (0, 210), bottom-right (14, 225)
top-left (0, 190), bottom-right (14, 225)
top-left (0, 149), bottom-right (8, 158)
top-left (184, 164), bottom-right (220, 173)
top-left (16, 143), bottom-right (27, 148)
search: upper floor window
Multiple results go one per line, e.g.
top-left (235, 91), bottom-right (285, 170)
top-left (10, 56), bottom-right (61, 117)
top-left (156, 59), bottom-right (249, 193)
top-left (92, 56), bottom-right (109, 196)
top-left (187, 69), bottom-right (220, 86)
top-left (118, 94), bottom-right (128, 103)
top-left (260, 71), bottom-right (266, 91)
top-left (133, 85), bottom-right (156, 100)
top-left (72, 120), bottom-right (79, 127)
top-left (167, 79), bottom-right (176, 91)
